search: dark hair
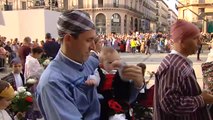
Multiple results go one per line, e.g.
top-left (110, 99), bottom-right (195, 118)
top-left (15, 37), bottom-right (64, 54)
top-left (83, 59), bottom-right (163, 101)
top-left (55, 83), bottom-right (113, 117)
top-left (0, 81), bottom-right (10, 100)
top-left (32, 47), bottom-right (43, 54)
top-left (45, 33), bottom-right (52, 39)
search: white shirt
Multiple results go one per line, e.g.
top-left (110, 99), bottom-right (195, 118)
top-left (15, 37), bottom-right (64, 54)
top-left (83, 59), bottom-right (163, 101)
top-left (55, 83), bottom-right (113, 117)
top-left (25, 55), bottom-right (44, 79)
top-left (0, 110), bottom-right (12, 120)
top-left (13, 73), bottom-right (23, 88)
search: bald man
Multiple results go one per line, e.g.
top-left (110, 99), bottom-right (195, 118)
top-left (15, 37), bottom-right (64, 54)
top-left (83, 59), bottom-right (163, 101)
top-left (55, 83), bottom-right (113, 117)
top-left (154, 19), bottom-right (213, 120)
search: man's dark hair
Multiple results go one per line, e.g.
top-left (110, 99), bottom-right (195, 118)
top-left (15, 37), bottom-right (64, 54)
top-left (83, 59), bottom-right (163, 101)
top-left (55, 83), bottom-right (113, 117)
top-left (32, 46), bottom-right (44, 54)
top-left (45, 33), bottom-right (52, 39)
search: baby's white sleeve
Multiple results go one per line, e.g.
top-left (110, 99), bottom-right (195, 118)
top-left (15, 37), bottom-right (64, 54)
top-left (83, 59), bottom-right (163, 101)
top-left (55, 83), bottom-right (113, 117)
top-left (87, 68), bottom-right (101, 86)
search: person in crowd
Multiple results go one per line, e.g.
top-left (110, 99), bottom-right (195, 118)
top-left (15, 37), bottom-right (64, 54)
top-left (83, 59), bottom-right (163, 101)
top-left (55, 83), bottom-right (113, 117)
top-left (0, 41), bottom-right (7, 69)
top-left (24, 47), bottom-right (44, 80)
top-left (145, 36), bottom-right (151, 55)
top-left (85, 47), bottom-right (143, 120)
top-left (18, 37), bottom-right (32, 73)
top-left (0, 81), bottom-right (15, 120)
top-left (1, 58), bottom-right (25, 90)
top-left (36, 10), bottom-right (144, 120)
top-left (154, 19), bottom-right (213, 120)
top-left (4, 41), bottom-right (14, 63)
top-left (42, 33), bottom-right (60, 59)
top-left (90, 36), bottom-right (103, 59)
top-left (201, 42), bottom-right (213, 118)
top-left (130, 38), bottom-right (137, 53)
top-left (11, 38), bottom-right (19, 58)
top-left (25, 46), bottom-right (44, 120)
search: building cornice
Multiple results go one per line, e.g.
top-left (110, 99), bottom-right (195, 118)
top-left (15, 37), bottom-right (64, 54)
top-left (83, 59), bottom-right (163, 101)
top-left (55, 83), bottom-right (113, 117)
top-left (157, 0), bottom-right (169, 8)
top-left (78, 7), bottom-right (143, 18)
top-left (178, 3), bottom-right (213, 8)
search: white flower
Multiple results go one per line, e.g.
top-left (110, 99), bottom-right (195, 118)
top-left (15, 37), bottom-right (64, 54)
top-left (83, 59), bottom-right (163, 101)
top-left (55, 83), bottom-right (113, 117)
top-left (43, 59), bottom-right (51, 66)
top-left (14, 91), bottom-right (18, 95)
top-left (17, 87), bottom-right (26, 93)
top-left (27, 78), bottom-right (37, 84)
top-left (26, 91), bottom-right (32, 96)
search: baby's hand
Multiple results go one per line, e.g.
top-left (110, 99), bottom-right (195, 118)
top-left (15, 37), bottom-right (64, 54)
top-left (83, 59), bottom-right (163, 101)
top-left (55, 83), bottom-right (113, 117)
top-left (85, 79), bottom-right (98, 86)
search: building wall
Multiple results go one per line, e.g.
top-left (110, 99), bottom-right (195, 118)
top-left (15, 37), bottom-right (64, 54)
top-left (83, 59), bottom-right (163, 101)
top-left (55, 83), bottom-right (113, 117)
top-left (0, 0), bottom-right (160, 34)
top-left (0, 10), bottom-right (20, 39)
top-left (157, 0), bottom-right (169, 32)
top-left (178, 0), bottom-right (213, 32)
top-left (0, 9), bottom-right (60, 41)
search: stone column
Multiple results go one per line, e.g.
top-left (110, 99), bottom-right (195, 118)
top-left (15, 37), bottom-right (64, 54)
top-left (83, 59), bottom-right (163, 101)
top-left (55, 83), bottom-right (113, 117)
top-left (106, 12), bottom-right (112, 35)
top-left (120, 13), bottom-right (124, 34)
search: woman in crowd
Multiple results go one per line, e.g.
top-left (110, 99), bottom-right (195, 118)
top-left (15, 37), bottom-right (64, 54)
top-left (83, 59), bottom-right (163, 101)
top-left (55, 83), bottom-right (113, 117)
top-left (24, 46), bottom-right (44, 120)
top-left (0, 80), bottom-right (15, 120)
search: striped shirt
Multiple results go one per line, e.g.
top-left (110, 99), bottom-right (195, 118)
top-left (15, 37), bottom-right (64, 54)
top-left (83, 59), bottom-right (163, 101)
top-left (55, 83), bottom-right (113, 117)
top-left (154, 53), bottom-right (211, 120)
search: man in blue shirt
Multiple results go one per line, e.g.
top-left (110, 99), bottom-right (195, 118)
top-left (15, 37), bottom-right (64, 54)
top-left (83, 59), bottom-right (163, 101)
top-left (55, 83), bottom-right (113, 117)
top-left (36, 10), bottom-right (144, 120)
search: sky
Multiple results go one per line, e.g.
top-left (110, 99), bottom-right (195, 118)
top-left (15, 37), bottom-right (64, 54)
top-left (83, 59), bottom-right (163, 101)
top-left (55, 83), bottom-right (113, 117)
top-left (164, 0), bottom-right (178, 15)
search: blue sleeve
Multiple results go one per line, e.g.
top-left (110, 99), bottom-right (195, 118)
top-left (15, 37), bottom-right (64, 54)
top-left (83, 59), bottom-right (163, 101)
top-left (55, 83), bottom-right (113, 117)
top-left (36, 82), bottom-right (82, 120)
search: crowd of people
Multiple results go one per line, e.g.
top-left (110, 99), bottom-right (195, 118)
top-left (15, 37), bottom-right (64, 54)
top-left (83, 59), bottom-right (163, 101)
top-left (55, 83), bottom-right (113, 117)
top-left (0, 10), bottom-right (213, 120)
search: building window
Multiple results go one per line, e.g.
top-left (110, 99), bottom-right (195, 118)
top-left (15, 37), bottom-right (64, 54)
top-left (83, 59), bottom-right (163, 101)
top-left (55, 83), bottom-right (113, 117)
top-left (198, 8), bottom-right (205, 20)
top-left (168, 14), bottom-right (171, 18)
top-left (199, 0), bottom-right (205, 3)
top-left (124, 15), bottom-right (127, 34)
top-left (96, 13), bottom-right (106, 34)
top-left (130, 1), bottom-right (133, 9)
top-left (135, 18), bottom-right (138, 31)
top-left (111, 13), bottom-right (121, 34)
top-left (21, 1), bottom-right (27, 10)
top-left (63, 0), bottom-right (68, 10)
top-left (113, 0), bottom-right (119, 7)
top-left (198, 8), bottom-right (205, 13)
top-left (135, 0), bottom-right (138, 9)
top-left (78, 0), bottom-right (83, 8)
top-left (98, 0), bottom-right (103, 7)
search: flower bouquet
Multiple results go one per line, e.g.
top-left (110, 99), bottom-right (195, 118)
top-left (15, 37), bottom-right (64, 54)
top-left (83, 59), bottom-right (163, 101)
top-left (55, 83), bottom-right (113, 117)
top-left (38, 57), bottom-right (52, 68)
top-left (11, 87), bottom-right (33, 113)
top-left (201, 62), bottom-right (213, 94)
top-left (25, 78), bottom-right (38, 89)
top-left (43, 58), bottom-right (51, 66)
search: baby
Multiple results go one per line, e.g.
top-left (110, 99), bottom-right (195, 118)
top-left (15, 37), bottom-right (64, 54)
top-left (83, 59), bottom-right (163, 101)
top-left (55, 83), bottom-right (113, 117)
top-left (85, 47), bottom-right (138, 120)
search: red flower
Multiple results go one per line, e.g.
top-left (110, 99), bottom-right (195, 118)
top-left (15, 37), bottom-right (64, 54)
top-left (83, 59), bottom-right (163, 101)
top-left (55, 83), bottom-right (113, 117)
top-left (25, 96), bottom-right (33, 103)
top-left (108, 99), bottom-right (124, 113)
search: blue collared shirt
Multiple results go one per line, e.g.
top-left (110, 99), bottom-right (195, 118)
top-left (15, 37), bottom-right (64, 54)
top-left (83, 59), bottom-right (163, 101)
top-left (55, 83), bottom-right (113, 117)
top-left (36, 51), bottom-right (100, 120)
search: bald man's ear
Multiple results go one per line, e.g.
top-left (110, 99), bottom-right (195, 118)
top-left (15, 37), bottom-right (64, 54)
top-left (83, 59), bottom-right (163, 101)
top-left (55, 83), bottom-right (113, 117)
top-left (64, 34), bottom-right (75, 42)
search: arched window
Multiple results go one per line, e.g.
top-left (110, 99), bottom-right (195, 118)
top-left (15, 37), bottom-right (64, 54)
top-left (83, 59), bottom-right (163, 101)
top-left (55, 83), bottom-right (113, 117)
top-left (113, 0), bottom-right (119, 7)
top-left (124, 15), bottom-right (127, 34)
top-left (111, 13), bottom-right (121, 34)
top-left (130, 17), bottom-right (133, 31)
top-left (135, 18), bottom-right (138, 31)
top-left (96, 13), bottom-right (106, 34)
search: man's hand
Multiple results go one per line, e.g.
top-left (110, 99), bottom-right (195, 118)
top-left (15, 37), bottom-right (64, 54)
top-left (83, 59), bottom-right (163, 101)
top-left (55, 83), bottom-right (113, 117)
top-left (121, 65), bottom-right (144, 89)
top-left (201, 90), bottom-right (213, 104)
